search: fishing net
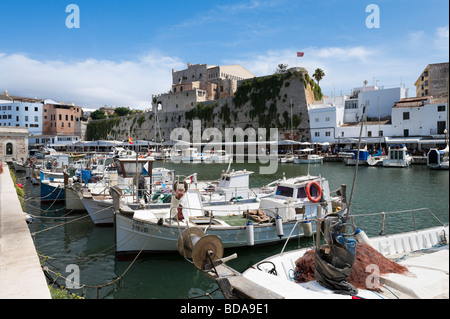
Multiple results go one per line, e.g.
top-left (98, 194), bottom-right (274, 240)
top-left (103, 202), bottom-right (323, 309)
top-left (294, 243), bottom-right (409, 291)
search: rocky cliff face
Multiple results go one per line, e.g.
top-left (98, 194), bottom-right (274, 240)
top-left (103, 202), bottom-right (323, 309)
top-left (86, 71), bottom-right (319, 143)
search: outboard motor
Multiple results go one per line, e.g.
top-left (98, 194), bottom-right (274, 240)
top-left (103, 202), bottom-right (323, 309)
top-left (315, 214), bottom-right (358, 295)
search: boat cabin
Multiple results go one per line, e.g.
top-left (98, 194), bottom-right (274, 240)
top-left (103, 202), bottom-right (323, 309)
top-left (387, 144), bottom-right (408, 160)
top-left (216, 169), bottom-right (254, 200)
top-left (259, 175), bottom-right (332, 221)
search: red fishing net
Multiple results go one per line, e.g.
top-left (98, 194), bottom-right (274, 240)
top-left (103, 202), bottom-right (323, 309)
top-left (294, 243), bottom-right (410, 291)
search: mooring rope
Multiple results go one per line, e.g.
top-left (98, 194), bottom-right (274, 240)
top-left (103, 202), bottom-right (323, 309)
top-left (42, 221), bottom-right (159, 298)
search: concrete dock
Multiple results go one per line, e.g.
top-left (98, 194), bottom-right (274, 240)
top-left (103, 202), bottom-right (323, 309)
top-left (0, 162), bottom-right (51, 299)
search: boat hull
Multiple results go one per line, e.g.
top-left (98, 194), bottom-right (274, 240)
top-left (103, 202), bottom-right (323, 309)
top-left (40, 181), bottom-right (65, 202)
top-left (65, 187), bottom-right (86, 211)
top-left (115, 212), bottom-right (314, 256)
top-left (80, 195), bottom-right (115, 226)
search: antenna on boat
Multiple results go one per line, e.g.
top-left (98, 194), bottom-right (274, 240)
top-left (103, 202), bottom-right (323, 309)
top-left (346, 104), bottom-right (367, 218)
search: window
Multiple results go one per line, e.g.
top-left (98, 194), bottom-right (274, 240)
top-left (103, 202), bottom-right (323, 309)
top-left (315, 118), bottom-right (319, 122)
top-left (65, 114), bottom-right (68, 121)
top-left (345, 100), bottom-right (358, 109)
top-left (403, 112), bottom-right (410, 120)
top-left (35, 107), bottom-right (38, 112)
top-left (275, 186), bottom-right (293, 197)
top-left (297, 187), bottom-right (307, 199)
top-left (59, 114), bottom-right (62, 120)
top-left (437, 121), bottom-right (446, 134)
top-left (379, 130), bottom-right (383, 137)
top-left (25, 106), bottom-right (28, 111)
top-left (367, 131), bottom-right (372, 137)
top-left (315, 132), bottom-right (320, 137)
top-left (6, 143), bottom-right (13, 155)
top-left (25, 116), bottom-right (28, 122)
top-left (34, 116), bottom-right (38, 122)
top-left (325, 132), bottom-right (331, 137)
top-left (71, 115), bottom-right (73, 121)
top-left (404, 129), bottom-right (409, 137)
top-left (62, 122), bottom-right (64, 127)
top-left (325, 117), bottom-right (330, 122)
top-left (438, 105), bottom-right (446, 112)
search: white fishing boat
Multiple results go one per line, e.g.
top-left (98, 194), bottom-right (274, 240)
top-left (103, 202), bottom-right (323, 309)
top-left (279, 154), bottom-right (295, 163)
top-left (366, 148), bottom-right (387, 166)
top-left (170, 147), bottom-right (202, 163)
top-left (12, 159), bottom-right (27, 172)
top-left (382, 144), bottom-right (412, 168)
top-left (113, 174), bottom-right (347, 256)
top-left (294, 149), bottom-right (323, 164)
top-left (203, 150), bottom-right (232, 163)
top-left (79, 157), bottom-right (165, 226)
top-left (240, 210), bottom-right (448, 299)
top-left (109, 147), bottom-right (136, 159)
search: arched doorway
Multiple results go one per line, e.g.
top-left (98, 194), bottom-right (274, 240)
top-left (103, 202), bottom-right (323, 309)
top-left (6, 142), bottom-right (13, 155)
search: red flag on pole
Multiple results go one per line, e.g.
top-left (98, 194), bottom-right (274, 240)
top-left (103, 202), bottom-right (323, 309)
top-left (297, 52), bottom-right (304, 57)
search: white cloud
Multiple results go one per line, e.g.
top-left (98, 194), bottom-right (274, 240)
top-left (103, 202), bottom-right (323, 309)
top-left (435, 26), bottom-right (449, 52)
top-left (0, 52), bottom-right (185, 109)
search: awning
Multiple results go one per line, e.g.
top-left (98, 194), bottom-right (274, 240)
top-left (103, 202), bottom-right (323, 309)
top-left (384, 137), bottom-right (422, 144)
top-left (384, 137), bottom-right (447, 144)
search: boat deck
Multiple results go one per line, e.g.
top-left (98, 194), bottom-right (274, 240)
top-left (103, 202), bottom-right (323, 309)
top-left (242, 226), bottom-right (449, 299)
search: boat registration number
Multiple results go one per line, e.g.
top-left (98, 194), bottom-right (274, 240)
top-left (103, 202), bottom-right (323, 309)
top-left (132, 220), bottom-right (150, 233)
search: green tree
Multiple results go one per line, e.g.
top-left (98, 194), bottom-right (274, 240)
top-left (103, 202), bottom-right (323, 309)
top-left (313, 68), bottom-right (325, 85)
top-left (114, 107), bottom-right (131, 117)
top-left (90, 109), bottom-right (107, 120)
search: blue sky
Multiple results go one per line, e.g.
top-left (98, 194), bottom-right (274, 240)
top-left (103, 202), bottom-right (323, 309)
top-left (0, 0), bottom-right (448, 108)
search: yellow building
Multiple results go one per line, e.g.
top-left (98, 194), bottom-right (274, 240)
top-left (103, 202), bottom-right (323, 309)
top-left (414, 62), bottom-right (448, 98)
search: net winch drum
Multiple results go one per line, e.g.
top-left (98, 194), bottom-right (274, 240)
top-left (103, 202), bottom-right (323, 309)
top-left (177, 227), bottom-right (224, 270)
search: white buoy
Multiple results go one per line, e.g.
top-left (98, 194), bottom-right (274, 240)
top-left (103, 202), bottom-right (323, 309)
top-left (276, 215), bottom-right (284, 238)
top-left (246, 221), bottom-right (254, 246)
top-left (355, 228), bottom-right (372, 246)
top-left (302, 220), bottom-right (313, 237)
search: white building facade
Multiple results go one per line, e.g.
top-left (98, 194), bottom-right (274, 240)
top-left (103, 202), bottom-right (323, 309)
top-left (0, 90), bottom-right (44, 136)
top-left (308, 86), bottom-right (405, 146)
top-left (308, 86), bottom-right (447, 150)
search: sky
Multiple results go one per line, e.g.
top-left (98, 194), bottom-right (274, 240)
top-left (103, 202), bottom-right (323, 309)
top-left (0, 0), bottom-right (448, 109)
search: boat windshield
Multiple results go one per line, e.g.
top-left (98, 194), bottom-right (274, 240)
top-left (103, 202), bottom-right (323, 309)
top-left (275, 186), bottom-right (294, 197)
top-left (297, 187), bottom-right (307, 199)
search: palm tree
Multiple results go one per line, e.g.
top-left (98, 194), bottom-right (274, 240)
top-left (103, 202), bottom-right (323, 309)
top-left (275, 64), bottom-right (289, 74)
top-left (313, 68), bottom-right (325, 85)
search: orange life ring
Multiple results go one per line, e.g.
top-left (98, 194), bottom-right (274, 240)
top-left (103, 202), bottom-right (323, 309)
top-left (306, 181), bottom-right (322, 203)
top-left (30, 157), bottom-right (37, 164)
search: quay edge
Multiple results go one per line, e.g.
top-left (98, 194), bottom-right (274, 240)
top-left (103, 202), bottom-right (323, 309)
top-left (0, 161), bottom-right (51, 299)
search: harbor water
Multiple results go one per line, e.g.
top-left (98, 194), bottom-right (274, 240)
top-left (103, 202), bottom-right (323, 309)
top-left (21, 161), bottom-right (449, 299)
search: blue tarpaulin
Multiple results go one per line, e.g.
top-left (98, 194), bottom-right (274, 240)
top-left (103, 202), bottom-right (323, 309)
top-left (81, 170), bottom-right (91, 184)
